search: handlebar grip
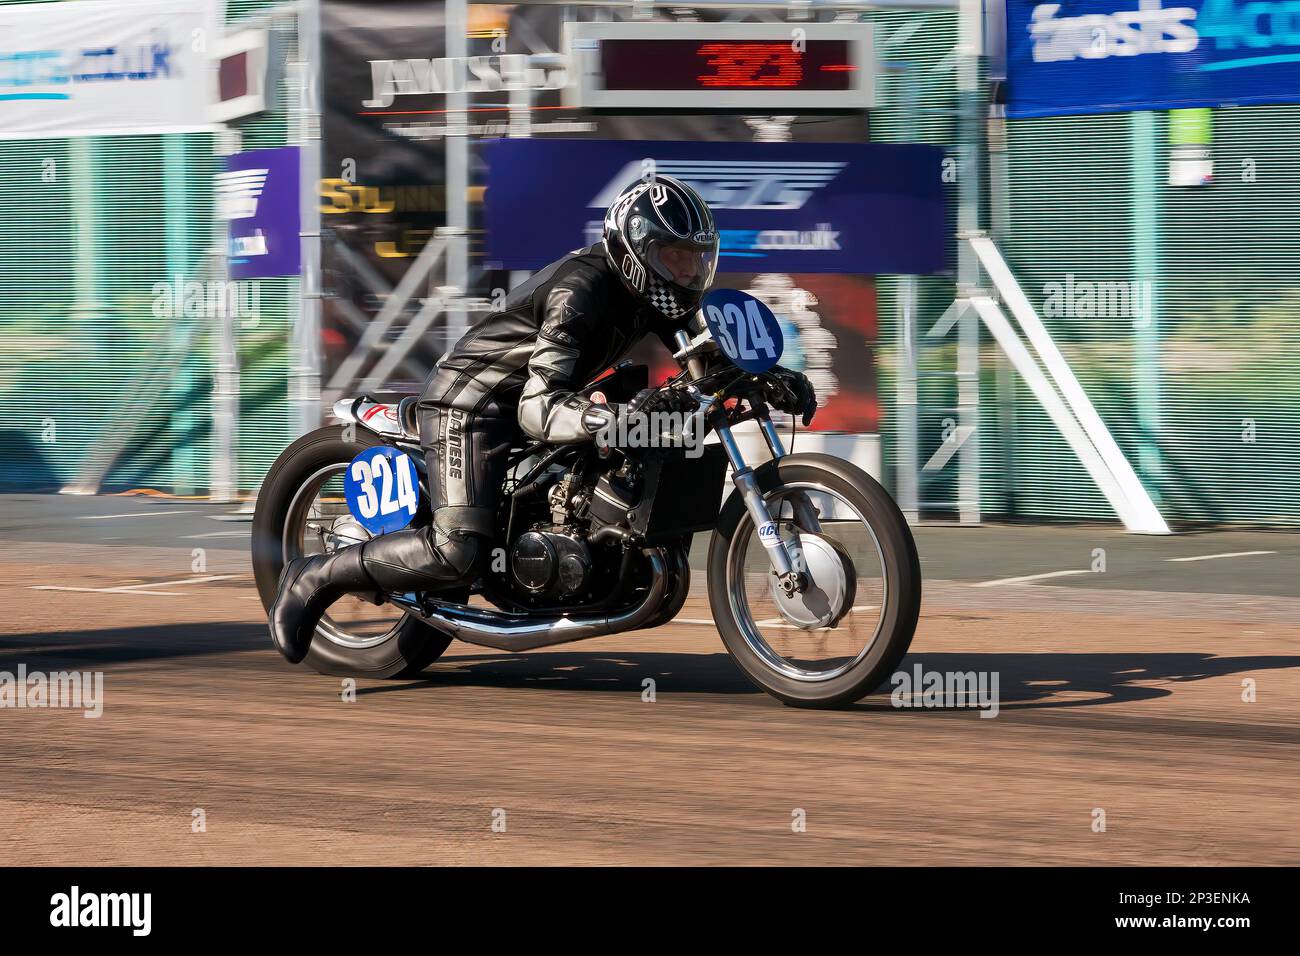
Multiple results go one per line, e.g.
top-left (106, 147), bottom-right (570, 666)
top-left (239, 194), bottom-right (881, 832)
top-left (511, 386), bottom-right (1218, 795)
top-left (582, 405), bottom-right (616, 456)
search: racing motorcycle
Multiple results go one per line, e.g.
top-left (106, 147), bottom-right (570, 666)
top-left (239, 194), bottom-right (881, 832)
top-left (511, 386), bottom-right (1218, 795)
top-left (252, 297), bottom-right (921, 708)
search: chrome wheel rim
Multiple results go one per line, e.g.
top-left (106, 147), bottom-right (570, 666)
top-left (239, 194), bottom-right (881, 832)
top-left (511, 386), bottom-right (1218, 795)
top-left (725, 481), bottom-right (889, 682)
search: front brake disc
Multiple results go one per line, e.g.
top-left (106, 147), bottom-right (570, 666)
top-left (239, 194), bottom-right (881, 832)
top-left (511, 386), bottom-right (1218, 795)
top-left (768, 531), bottom-right (857, 629)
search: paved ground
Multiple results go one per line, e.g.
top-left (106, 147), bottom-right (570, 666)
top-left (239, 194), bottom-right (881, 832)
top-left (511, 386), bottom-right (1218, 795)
top-left (6, 491), bottom-right (1299, 595)
top-left (0, 493), bottom-right (1296, 865)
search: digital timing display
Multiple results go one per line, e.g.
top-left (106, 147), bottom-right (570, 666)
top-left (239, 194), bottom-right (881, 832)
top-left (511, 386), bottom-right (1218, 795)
top-left (600, 39), bottom-right (856, 93)
top-left (564, 22), bottom-right (874, 109)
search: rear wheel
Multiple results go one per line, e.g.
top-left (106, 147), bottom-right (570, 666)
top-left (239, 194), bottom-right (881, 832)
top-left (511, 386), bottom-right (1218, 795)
top-left (707, 454), bottom-right (921, 708)
top-left (251, 425), bottom-right (454, 678)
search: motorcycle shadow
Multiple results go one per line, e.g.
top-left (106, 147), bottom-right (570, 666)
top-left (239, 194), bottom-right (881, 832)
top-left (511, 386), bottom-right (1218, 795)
top-left (367, 650), bottom-right (760, 696)
top-left (847, 650), bottom-right (1300, 714)
top-left (360, 649), bottom-right (1300, 712)
top-left (0, 621), bottom-right (268, 670)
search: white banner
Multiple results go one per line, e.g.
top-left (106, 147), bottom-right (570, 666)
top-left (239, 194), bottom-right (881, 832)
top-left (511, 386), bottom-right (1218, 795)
top-left (0, 0), bottom-right (216, 140)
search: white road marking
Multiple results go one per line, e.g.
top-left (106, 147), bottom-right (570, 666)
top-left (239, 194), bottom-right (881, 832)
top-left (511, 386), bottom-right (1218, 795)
top-left (1166, 550), bottom-right (1276, 563)
top-left (29, 574), bottom-right (239, 595)
top-left (26, 587), bottom-right (188, 596)
top-left (184, 530), bottom-right (251, 538)
top-left (110, 575), bottom-right (239, 591)
top-left (80, 510), bottom-right (200, 520)
top-left (677, 606), bottom-right (876, 628)
top-left (971, 569), bottom-right (1092, 588)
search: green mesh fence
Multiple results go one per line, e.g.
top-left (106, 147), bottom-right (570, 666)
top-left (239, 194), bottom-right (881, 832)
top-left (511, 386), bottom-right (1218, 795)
top-left (0, 0), bottom-right (297, 495)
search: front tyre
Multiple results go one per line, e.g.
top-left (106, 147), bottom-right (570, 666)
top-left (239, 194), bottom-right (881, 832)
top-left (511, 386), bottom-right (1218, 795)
top-left (251, 425), bottom-right (453, 679)
top-left (707, 453), bottom-right (921, 708)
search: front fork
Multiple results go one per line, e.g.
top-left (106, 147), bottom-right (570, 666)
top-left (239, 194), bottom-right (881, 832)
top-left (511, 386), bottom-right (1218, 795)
top-left (704, 401), bottom-right (811, 597)
top-left (675, 330), bottom-right (818, 594)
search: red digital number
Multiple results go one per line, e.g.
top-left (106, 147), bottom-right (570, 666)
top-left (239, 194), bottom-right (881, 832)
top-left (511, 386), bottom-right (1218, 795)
top-left (695, 42), bottom-right (803, 89)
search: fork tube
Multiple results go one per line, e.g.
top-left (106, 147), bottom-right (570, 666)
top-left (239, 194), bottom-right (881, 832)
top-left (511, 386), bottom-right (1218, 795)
top-left (756, 412), bottom-right (820, 531)
top-left (673, 330), bottom-right (709, 382)
top-left (757, 414), bottom-right (787, 459)
top-left (713, 416), bottom-right (795, 580)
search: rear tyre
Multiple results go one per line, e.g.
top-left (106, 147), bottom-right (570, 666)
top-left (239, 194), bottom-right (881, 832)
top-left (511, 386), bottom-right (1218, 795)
top-left (251, 425), bottom-right (453, 679)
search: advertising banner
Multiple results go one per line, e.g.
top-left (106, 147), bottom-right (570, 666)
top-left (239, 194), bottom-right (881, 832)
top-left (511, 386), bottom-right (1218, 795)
top-left (483, 139), bottom-right (947, 276)
top-left (221, 147), bottom-right (301, 281)
top-left (0, 0), bottom-right (214, 139)
top-left (319, 0), bottom-right (873, 393)
top-left (1006, 0), bottom-right (1300, 117)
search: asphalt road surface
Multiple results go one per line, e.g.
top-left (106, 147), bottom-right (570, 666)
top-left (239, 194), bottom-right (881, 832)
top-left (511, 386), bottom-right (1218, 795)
top-left (1, 493), bottom-right (1296, 865)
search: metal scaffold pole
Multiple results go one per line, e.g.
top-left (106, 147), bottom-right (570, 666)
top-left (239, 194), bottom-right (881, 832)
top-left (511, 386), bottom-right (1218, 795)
top-left (211, 127), bottom-right (243, 503)
top-left (954, 0), bottom-right (984, 525)
top-left (886, 0), bottom-right (979, 526)
top-left (444, 0), bottom-right (471, 349)
top-left (293, 0), bottom-right (324, 436)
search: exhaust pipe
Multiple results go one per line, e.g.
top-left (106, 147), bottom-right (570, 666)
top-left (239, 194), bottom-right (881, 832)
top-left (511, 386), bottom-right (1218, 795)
top-left (399, 548), bottom-right (674, 652)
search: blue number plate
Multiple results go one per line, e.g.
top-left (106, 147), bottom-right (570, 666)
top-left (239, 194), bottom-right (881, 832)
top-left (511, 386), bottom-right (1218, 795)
top-left (701, 289), bottom-right (784, 373)
top-left (343, 446), bottom-right (421, 535)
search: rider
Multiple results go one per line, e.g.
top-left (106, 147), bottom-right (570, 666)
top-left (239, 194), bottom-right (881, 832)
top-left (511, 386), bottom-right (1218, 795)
top-left (269, 175), bottom-right (818, 664)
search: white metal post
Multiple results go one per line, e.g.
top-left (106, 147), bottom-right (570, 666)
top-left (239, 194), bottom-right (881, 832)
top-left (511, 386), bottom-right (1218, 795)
top-left (212, 127), bottom-right (243, 502)
top-left (293, 0), bottom-right (323, 435)
top-left (955, 0), bottom-right (983, 525)
top-left (445, 0), bottom-right (471, 350)
top-left (896, 275), bottom-right (920, 521)
top-left (969, 235), bottom-right (1171, 534)
top-left (971, 296), bottom-right (1133, 515)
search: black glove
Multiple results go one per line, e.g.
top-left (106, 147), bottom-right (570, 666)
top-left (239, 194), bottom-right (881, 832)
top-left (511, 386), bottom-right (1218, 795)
top-left (627, 386), bottom-right (699, 419)
top-left (763, 367), bottom-right (817, 426)
top-left (588, 386), bottom-right (698, 451)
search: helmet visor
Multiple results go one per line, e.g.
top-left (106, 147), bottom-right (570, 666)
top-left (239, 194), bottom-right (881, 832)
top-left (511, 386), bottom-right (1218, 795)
top-left (646, 238), bottom-right (719, 293)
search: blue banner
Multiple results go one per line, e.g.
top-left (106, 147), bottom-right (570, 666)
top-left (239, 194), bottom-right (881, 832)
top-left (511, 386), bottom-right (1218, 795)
top-left (1006, 0), bottom-right (1300, 117)
top-left (220, 147), bottom-right (301, 280)
top-left (483, 139), bottom-right (947, 275)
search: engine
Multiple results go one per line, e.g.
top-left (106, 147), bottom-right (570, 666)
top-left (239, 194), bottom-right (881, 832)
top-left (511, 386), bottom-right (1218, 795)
top-left (503, 457), bottom-right (643, 605)
top-left (510, 529), bottom-right (592, 600)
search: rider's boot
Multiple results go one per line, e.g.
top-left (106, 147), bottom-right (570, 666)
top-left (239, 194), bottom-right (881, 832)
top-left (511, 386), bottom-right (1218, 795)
top-left (269, 522), bottom-right (484, 664)
top-left (269, 544), bottom-right (377, 664)
top-left (359, 518), bottom-right (485, 592)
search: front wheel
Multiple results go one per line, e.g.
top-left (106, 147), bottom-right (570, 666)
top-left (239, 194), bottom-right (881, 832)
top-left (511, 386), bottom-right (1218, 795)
top-left (707, 453), bottom-right (921, 708)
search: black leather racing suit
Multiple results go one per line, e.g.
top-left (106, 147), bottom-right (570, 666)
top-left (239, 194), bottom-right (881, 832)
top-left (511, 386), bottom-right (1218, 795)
top-left (359, 243), bottom-right (692, 594)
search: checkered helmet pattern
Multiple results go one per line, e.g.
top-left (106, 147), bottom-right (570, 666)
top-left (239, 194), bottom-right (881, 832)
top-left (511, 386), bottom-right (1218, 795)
top-left (646, 273), bottom-right (689, 319)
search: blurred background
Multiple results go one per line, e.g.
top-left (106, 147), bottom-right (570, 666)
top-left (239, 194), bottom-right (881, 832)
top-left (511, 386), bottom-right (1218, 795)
top-left (2, 1), bottom-right (1298, 869)
top-left (1, 0), bottom-right (1297, 529)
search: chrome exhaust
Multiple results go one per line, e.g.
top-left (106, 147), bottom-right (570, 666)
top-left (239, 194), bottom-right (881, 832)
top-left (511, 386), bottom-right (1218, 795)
top-left (395, 548), bottom-right (675, 652)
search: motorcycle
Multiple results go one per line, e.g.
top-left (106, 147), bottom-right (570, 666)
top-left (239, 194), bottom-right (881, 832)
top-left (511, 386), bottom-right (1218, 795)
top-left (252, 308), bottom-right (921, 708)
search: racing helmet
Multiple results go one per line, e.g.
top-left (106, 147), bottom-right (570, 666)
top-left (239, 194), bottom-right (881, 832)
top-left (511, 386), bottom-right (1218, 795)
top-left (602, 175), bottom-right (719, 321)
